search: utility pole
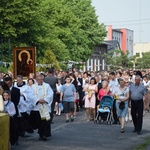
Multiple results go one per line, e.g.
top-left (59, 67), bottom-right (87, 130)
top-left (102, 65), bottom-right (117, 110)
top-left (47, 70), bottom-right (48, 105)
top-left (139, 0), bottom-right (142, 43)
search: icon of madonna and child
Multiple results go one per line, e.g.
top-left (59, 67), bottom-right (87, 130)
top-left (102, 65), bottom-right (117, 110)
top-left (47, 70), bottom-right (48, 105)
top-left (17, 50), bottom-right (34, 77)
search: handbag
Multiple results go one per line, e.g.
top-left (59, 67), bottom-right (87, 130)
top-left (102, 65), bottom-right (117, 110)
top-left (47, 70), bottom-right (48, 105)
top-left (119, 102), bottom-right (125, 109)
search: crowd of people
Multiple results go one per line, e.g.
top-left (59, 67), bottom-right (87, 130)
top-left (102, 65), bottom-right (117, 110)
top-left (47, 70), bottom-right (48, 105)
top-left (0, 68), bottom-right (150, 149)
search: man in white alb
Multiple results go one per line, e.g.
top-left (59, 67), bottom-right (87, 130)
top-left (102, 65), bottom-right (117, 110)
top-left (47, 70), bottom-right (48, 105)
top-left (29, 74), bottom-right (53, 141)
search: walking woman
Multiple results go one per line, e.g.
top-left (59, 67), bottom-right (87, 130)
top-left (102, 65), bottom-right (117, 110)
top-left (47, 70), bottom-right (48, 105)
top-left (84, 77), bottom-right (98, 122)
top-left (114, 78), bottom-right (129, 133)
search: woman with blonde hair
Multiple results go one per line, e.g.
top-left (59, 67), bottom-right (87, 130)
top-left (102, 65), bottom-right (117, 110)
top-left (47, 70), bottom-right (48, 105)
top-left (98, 81), bottom-right (110, 101)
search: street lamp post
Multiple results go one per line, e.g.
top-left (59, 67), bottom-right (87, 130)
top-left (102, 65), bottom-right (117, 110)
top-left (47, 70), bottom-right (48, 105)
top-left (131, 60), bottom-right (135, 70)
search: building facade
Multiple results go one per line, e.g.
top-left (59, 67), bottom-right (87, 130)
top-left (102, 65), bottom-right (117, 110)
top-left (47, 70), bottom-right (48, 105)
top-left (82, 26), bottom-right (134, 72)
top-left (133, 43), bottom-right (150, 58)
top-left (83, 44), bottom-right (107, 72)
top-left (107, 25), bottom-right (134, 57)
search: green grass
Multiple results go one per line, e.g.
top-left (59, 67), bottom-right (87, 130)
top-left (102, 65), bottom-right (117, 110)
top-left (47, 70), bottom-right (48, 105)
top-left (134, 136), bottom-right (150, 150)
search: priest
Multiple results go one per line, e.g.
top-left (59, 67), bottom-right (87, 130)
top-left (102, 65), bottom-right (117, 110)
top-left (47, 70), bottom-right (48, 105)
top-left (29, 74), bottom-right (53, 141)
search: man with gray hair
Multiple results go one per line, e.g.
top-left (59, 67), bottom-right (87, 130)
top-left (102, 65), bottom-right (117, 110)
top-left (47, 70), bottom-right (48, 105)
top-left (29, 74), bottom-right (53, 140)
top-left (129, 75), bottom-right (147, 135)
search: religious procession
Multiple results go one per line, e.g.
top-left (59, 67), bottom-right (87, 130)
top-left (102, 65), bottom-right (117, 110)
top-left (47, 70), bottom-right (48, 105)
top-left (0, 68), bottom-right (150, 149)
top-left (1, 0), bottom-right (150, 149)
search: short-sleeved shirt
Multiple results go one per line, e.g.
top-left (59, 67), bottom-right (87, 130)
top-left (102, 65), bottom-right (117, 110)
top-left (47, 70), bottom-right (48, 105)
top-left (108, 78), bottom-right (119, 93)
top-left (129, 83), bottom-right (147, 101)
top-left (114, 87), bottom-right (129, 102)
top-left (61, 84), bottom-right (76, 102)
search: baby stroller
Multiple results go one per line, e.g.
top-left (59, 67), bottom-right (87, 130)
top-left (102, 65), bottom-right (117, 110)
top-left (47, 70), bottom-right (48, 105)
top-left (96, 96), bottom-right (114, 124)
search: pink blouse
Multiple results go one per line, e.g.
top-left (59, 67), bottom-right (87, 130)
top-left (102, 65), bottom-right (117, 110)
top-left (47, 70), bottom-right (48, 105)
top-left (98, 88), bottom-right (110, 101)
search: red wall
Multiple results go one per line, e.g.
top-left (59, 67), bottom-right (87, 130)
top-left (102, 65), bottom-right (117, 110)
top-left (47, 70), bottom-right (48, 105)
top-left (120, 29), bottom-right (127, 53)
top-left (107, 25), bottom-right (112, 40)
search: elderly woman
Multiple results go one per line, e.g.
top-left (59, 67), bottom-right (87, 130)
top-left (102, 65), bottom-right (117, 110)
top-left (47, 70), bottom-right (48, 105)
top-left (113, 78), bottom-right (129, 133)
top-left (98, 81), bottom-right (110, 101)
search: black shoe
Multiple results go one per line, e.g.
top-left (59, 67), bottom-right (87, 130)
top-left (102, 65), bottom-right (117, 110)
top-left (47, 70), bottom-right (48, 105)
top-left (11, 145), bottom-right (14, 149)
top-left (42, 136), bottom-right (47, 141)
top-left (137, 131), bottom-right (142, 135)
top-left (66, 118), bottom-right (69, 122)
top-left (121, 128), bottom-right (124, 133)
top-left (70, 116), bottom-right (74, 122)
top-left (132, 129), bottom-right (137, 133)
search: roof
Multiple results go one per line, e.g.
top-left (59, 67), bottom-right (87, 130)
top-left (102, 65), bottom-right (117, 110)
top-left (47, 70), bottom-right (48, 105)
top-left (104, 40), bottom-right (121, 51)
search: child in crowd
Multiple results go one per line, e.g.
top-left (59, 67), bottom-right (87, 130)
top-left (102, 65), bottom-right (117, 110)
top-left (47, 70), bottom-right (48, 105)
top-left (55, 78), bottom-right (63, 116)
top-left (82, 78), bottom-right (89, 101)
top-left (60, 75), bottom-right (76, 122)
top-left (3, 90), bottom-right (17, 149)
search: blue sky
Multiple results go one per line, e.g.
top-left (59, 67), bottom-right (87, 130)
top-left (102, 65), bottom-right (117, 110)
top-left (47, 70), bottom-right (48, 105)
top-left (92, 0), bottom-right (150, 44)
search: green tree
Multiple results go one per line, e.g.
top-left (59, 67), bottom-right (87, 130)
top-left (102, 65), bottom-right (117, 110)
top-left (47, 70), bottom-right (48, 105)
top-left (41, 49), bottom-right (60, 70)
top-left (62, 0), bottom-right (107, 62)
top-left (104, 50), bottom-right (132, 70)
top-left (136, 52), bottom-right (150, 69)
top-left (0, 0), bottom-right (106, 67)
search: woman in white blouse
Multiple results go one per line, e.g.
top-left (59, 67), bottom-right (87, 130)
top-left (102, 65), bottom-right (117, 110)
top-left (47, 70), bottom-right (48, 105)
top-left (113, 78), bottom-right (129, 133)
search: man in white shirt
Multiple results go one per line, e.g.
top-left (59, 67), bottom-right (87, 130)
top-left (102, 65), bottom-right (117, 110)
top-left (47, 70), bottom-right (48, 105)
top-left (108, 72), bottom-right (119, 124)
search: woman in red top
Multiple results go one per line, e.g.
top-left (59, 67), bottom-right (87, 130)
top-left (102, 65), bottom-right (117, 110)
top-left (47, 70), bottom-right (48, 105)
top-left (98, 81), bottom-right (110, 101)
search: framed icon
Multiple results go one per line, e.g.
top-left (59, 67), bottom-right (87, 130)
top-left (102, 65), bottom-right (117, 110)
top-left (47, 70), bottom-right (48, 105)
top-left (13, 47), bottom-right (36, 79)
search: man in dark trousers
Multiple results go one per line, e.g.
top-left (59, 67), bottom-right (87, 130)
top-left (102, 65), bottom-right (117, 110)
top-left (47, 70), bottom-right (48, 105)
top-left (4, 76), bottom-right (20, 144)
top-left (75, 72), bottom-right (83, 111)
top-left (44, 68), bottom-right (58, 123)
top-left (129, 75), bottom-right (147, 135)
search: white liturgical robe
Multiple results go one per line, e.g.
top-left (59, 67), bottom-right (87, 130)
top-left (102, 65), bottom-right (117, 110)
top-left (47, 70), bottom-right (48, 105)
top-left (14, 84), bottom-right (30, 114)
top-left (29, 82), bottom-right (53, 112)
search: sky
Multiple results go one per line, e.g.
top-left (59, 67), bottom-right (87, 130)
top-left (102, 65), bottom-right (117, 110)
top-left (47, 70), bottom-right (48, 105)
top-left (91, 0), bottom-right (150, 44)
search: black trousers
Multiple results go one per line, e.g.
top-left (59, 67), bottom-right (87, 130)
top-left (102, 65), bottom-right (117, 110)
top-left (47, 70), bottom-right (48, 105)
top-left (131, 100), bottom-right (143, 132)
top-left (77, 86), bottom-right (83, 109)
top-left (30, 111), bottom-right (51, 137)
top-left (18, 112), bottom-right (34, 136)
top-left (10, 117), bottom-right (17, 145)
top-left (50, 92), bottom-right (56, 122)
